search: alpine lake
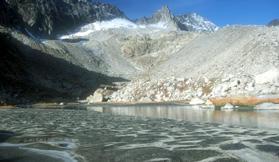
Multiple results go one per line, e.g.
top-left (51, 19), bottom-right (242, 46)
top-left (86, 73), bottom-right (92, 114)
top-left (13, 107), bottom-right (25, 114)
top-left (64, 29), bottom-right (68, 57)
top-left (0, 103), bottom-right (279, 162)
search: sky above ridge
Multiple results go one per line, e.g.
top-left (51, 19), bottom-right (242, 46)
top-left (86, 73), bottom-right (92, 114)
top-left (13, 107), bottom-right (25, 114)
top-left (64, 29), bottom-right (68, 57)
top-left (96, 0), bottom-right (279, 27)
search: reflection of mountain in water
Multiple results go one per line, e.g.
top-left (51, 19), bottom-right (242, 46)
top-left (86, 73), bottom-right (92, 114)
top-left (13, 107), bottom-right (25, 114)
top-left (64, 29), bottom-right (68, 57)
top-left (88, 106), bottom-right (279, 130)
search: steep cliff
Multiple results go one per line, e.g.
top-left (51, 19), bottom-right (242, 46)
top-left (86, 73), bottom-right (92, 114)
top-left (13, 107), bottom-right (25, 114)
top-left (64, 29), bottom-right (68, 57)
top-left (1, 0), bottom-right (126, 39)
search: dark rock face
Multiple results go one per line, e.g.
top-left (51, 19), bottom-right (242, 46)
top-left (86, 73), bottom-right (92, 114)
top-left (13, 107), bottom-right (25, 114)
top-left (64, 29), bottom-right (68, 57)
top-left (1, 0), bottom-right (126, 39)
top-left (268, 19), bottom-right (279, 27)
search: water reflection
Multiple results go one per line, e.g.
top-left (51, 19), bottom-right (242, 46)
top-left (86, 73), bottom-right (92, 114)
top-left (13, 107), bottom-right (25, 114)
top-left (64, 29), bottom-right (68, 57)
top-left (87, 105), bottom-right (279, 130)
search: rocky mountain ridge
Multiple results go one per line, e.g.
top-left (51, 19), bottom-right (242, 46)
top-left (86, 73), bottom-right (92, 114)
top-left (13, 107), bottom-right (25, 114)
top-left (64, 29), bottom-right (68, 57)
top-left (135, 5), bottom-right (218, 33)
top-left (176, 13), bottom-right (219, 33)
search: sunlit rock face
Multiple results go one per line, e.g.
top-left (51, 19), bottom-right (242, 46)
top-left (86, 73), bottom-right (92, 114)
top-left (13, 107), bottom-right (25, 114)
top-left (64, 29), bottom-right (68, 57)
top-left (1, 0), bottom-right (126, 39)
top-left (135, 5), bottom-right (181, 31)
top-left (135, 5), bottom-right (218, 33)
top-left (176, 13), bottom-right (219, 33)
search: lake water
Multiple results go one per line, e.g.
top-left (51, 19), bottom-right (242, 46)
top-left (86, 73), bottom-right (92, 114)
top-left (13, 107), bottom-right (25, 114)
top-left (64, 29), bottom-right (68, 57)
top-left (0, 104), bottom-right (279, 162)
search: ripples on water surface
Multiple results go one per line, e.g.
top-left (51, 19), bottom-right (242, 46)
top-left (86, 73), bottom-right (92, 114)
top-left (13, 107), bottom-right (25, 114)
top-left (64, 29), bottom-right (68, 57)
top-left (0, 104), bottom-right (279, 162)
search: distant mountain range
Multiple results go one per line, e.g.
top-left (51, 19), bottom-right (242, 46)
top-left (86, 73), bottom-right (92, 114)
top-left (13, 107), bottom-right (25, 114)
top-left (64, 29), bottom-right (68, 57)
top-left (0, 1), bottom-right (220, 39)
top-left (135, 5), bottom-right (219, 33)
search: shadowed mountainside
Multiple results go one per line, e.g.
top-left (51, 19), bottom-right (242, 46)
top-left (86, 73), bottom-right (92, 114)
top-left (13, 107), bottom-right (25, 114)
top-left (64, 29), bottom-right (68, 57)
top-left (0, 28), bottom-right (127, 105)
top-left (0, 0), bottom-right (126, 39)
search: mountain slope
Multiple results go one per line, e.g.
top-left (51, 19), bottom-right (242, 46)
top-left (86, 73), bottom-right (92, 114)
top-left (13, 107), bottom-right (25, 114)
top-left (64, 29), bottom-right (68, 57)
top-left (0, 26), bottom-right (127, 105)
top-left (110, 25), bottom-right (279, 102)
top-left (153, 26), bottom-right (279, 79)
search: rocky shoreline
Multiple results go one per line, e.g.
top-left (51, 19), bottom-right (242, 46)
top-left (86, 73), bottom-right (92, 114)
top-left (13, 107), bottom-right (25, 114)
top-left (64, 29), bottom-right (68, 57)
top-left (2, 96), bottom-right (279, 111)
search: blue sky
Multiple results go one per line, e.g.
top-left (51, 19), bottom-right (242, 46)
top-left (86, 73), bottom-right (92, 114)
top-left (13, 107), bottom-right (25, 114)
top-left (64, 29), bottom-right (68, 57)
top-left (96, 0), bottom-right (279, 27)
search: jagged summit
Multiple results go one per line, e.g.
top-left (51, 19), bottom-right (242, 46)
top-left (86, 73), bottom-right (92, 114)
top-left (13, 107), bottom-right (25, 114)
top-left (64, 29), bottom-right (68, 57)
top-left (135, 5), bottom-right (218, 33)
top-left (268, 19), bottom-right (279, 27)
top-left (176, 13), bottom-right (219, 33)
top-left (149, 5), bottom-right (175, 23)
top-left (136, 5), bottom-right (181, 30)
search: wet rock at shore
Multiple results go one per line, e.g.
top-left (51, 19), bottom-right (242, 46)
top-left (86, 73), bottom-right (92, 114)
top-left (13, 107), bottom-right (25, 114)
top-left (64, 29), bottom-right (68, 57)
top-left (86, 89), bottom-right (104, 103)
top-left (254, 103), bottom-right (279, 110)
top-left (189, 98), bottom-right (205, 105)
top-left (221, 103), bottom-right (234, 110)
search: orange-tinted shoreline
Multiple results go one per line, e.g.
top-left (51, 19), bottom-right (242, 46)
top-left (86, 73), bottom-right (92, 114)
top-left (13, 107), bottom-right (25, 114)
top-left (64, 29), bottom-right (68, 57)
top-left (1, 97), bottom-right (279, 109)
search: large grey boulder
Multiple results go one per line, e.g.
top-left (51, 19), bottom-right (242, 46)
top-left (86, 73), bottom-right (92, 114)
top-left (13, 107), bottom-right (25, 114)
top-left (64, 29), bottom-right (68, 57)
top-left (189, 98), bottom-right (205, 105)
top-left (221, 103), bottom-right (234, 110)
top-left (254, 103), bottom-right (279, 110)
top-left (87, 89), bottom-right (104, 103)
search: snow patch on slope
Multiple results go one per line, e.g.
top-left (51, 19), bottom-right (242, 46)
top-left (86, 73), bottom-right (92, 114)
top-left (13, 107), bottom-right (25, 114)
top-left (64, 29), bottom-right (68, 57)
top-left (60, 18), bottom-right (169, 39)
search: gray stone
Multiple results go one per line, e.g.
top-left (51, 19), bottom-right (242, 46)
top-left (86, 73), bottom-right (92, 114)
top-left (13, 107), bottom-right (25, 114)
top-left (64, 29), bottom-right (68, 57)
top-left (221, 103), bottom-right (234, 110)
top-left (87, 89), bottom-right (104, 103)
top-left (254, 103), bottom-right (279, 110)
top-left (189, 98), bottom-right (205, 105)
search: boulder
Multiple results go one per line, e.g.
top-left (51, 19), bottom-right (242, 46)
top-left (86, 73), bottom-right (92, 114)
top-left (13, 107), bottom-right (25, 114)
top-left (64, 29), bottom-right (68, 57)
top-left (189, 98), bottom-right (205, 105)
top-left (254, 103), bottom-right (279, 110)
top-left (221, 103), bottom-right (234, 110)
top-left (87, 89), bottom-right (104, 103)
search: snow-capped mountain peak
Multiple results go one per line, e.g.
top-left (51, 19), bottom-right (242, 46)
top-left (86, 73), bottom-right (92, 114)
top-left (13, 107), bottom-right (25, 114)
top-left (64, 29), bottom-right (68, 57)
top-left (135, 6), bottom-right (218, 33)
top-left (176, 13), bottom-right (219, 33)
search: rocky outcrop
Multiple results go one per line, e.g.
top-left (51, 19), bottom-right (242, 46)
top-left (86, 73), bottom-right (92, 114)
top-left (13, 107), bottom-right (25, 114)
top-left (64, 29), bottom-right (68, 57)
top-left (1, 0), bottom-right (126, 39)
top-left (268, 19), bottom-right (279, 27)
top-left (176, 13), bottom-right (219, 33)
top-left (109, 77), bottom-right (214, 102)
top-left (119, 31), bottom-right (198, 70)
top-left (109, 71), bottom-right (279, 103)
